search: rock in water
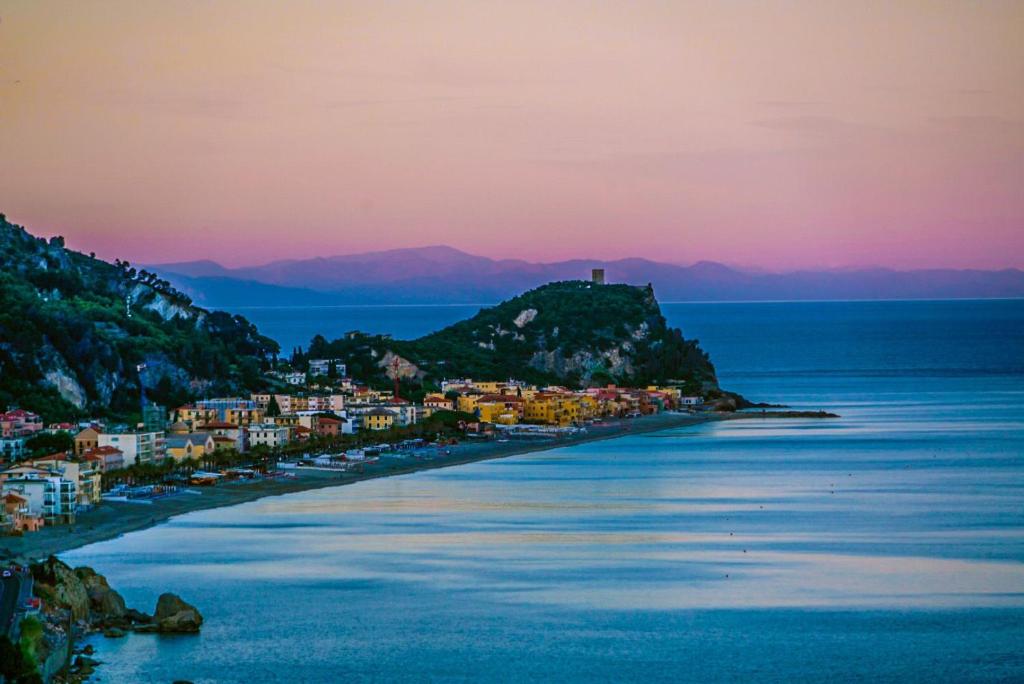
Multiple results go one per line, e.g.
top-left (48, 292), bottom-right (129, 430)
top-left (154, 593), bottom-right (203, 633)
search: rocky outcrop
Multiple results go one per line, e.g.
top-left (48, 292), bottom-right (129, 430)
top-left (42, 357), bottom-right (89, 409)
top-left (32, 556), bottom-right (90, 622)
top-left (75, 566), bottom-right (127, 623)
top-left (30, 557), bottom-right (201, 637)
top-left (378, 350), bottom-right (423, 382)
top-left (153, 593), bottom-right (204, 633)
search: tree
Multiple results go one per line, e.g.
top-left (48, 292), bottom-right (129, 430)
top-left (266, 395), bottom-right (281, 417)
top-left (24, 432), bottom-right (74, 457)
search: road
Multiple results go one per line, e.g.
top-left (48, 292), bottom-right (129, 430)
top-left (1, 569), bottom-right (23, 638)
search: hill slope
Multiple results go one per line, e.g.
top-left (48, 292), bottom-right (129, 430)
top-left (304, 281), bottom-right (718, 394)
top-left (0, 214), bottom-right (279, 420)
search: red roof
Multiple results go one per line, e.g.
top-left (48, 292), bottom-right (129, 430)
top-left (83, 446), bottom-right (123, 456)
top-left (317, 417), bottom-right (341, 424)
top-left (1, 409), bottom-right (40, 420)
top-left (34, 452), bottom-right (70, 462)
top-left (201, 421), bottom-right (237, 429)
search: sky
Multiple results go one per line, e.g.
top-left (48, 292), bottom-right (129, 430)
top-left (1, 1), bottom-right (1022, 270)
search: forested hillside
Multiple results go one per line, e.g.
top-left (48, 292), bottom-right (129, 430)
top-left (0, 214), bottom-right (279, 420)
top-left (301, 281), bottom-right (719, 395)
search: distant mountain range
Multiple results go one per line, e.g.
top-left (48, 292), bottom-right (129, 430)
top-left (148, 246), bottom-right (1024, 306)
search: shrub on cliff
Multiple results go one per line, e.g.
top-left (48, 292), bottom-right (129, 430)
top-left (0, 633), bottom-right (43, 684)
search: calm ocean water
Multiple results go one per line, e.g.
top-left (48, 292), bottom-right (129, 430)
top-left (66, 300), bottom-right (1024, 683)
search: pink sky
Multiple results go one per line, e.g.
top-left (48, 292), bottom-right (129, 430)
top-left (1, 1), bottom-right (1022, 270)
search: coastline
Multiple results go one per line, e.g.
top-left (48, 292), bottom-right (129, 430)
top-left (3, 411), bottom-right (732, 562)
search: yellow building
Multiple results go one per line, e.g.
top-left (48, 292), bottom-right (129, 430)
top-left (524, 394), bottom-right (582, 426)
top-left (363, 408), bottom-right (397, 431)
top-left (224, 407), bottom-right (264, 426)
top-left (457, 393), bottom-right (485, 414)
top-left (268, 414), bottom-right (300, 427)
top-left (576, 394), bottom-right (599, 420)
top-left (74, 427), bottom-right (99, 456)
top-left (165, 433), bottom-right (215, 463)
top-left (475, 396), bottom-right (523, 425)
top-left (174, 405), bottom-right (218, 425)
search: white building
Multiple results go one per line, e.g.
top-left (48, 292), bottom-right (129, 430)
top-left (98, 430), bottom-right (166, 466)
top-left (440, 378), bottom-right (475, 393)
top-left (248, 424), bottom-right (291, 449)
top-left (0, 468), bottom-right (77, 524)
top-left (307, 394), bottom-right (345, 413)
top-left (308, 359), bottom-right (346, 377)
top-left (389, 404), bottom-right (418, 427)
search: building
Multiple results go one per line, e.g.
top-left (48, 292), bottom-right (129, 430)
top-left (315, 415), bottom-right (341, 437)
top-left (248, 424), bottom-right (291, 449)
top-left (81, 446), bottom-right (124, 472)
top-left (423, 395), bottom-right (455, 412)
top-left (475, 395), bottom-right (524, 425)
top-left (591, 268), bottom-right (605, 285)
top-left (362, 407), bottom-right (396, 431)
top-left (74, 427), bottom-right (100, 456)
top-left (308, 359), bottom-right (346, 377)
top-left (0, 409), bottom-right (43, 438)
top-left (0, 466), bottom-right (77, 525)
top-left (2, 491), bottom-right (44, 533)
top-left (165, 433), bottom-right (216, 463)
top-left (199, 421), bottom-right (246, 452)
top-left (29, 453), bottom-right (102, 507)
top-left (141, 402), bottom-right (166, 433)
top-left (387, 400), bottom-right (417, 427)
top-left (523, 394), bottom-right (581, 427)
top-left (0, 436), bottom-right (27, 462)
top-left (175, 399), bottom-right (264, 427)
top-left (97, 430), bottom-right (166, 466)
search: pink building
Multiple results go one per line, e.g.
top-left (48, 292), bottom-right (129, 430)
top-left (0, 409), bottom-right (44, 438)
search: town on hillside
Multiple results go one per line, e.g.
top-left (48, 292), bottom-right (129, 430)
top-left (1, 368), bottom-right (704, 537)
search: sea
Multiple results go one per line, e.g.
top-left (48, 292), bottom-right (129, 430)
top-left (65, 299), bottom-right (1024, 683)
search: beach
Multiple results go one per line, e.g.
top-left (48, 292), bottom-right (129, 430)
top-left (3, 411), bottom-right (735, 562)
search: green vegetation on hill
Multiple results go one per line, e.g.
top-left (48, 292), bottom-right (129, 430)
top-left (0, 214), bottom-right (279, 420)
top-left (301, 281), bottom-right (717, 393)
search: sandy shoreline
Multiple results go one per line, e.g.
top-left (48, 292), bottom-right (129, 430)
top-left (2, 411), bottom-right (736, 562)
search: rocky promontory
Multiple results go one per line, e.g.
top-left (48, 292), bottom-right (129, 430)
top-left (6, 556), bottom-right (204, 682)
